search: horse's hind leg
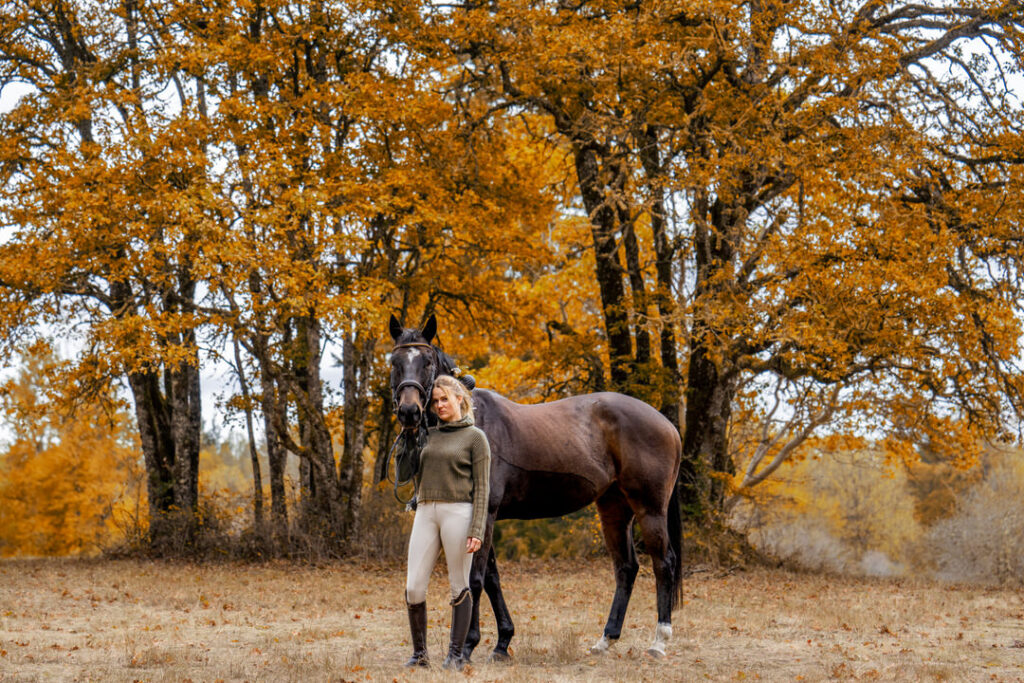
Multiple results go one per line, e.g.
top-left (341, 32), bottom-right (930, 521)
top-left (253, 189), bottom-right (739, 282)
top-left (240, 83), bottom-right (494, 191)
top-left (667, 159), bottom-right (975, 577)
top-left (591, 486), bottom-right (639, 654)
top-left (636, 510), bottom-right (676, 658)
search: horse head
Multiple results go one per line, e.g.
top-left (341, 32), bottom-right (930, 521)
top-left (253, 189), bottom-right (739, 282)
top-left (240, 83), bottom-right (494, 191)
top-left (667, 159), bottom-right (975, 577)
top-left (389, 313), bottom-right (440, 430)
top-left (388, 313), bottom-right (476, 432)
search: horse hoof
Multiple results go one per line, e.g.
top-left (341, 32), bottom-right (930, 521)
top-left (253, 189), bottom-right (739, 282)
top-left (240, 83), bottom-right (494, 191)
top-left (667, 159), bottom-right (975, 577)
top-left (488, 649), bottom-right (512, 664)
top-left (442, 654), bottom-right (466, 671)
top-left (647, 622), bottom-right (671, 658)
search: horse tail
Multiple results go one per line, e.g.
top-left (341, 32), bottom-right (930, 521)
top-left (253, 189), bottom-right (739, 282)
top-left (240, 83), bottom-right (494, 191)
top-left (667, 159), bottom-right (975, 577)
top-left (667, 481), bottom-right (684, 611)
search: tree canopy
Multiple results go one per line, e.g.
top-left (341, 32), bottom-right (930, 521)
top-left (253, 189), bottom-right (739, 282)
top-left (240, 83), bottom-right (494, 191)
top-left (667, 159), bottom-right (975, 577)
top-left (1, 0), bottom-right (1022, 553)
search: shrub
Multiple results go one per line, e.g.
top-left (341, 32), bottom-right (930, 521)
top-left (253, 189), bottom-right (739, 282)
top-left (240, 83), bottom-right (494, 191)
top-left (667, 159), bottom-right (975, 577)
top-left (922, 452), bottom-right (1024, 585)
top-left (357, 485), bottom-right (413, 563)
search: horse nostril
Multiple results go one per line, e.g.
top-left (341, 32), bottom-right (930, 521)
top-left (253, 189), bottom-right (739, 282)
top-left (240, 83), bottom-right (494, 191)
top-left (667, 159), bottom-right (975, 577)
top-left (398, 402), bottom-right (421, 425)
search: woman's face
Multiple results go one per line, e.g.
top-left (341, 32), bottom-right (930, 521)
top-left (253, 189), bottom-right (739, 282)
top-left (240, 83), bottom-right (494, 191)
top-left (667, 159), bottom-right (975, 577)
top-left (431, 386), bottom-right (462, 422)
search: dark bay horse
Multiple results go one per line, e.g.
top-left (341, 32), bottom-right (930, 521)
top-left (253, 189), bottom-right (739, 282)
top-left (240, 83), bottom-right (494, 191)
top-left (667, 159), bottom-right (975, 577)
top-left (387, 314), bottom-right (683, 659)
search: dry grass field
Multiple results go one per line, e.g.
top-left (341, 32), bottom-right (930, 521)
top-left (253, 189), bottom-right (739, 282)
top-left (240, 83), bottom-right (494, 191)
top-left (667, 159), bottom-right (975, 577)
top-left (1, 557), bottom-right (1023, 682)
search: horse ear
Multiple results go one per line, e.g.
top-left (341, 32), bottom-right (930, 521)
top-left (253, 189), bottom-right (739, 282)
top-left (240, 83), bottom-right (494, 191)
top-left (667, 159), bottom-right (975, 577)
top-left (389, 314), bottom-right (403, 342)
top-left (422, 314), bottom-right (437, 343)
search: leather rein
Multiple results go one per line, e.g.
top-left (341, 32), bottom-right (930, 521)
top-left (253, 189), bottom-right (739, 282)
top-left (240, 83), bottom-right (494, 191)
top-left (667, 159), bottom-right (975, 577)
top-left (386, 341), bottom-right (440, 506)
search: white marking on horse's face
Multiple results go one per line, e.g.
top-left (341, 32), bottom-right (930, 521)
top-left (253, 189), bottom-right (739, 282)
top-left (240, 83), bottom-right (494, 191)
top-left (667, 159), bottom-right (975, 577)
top-left (392, 347), bottom-right (425, 378)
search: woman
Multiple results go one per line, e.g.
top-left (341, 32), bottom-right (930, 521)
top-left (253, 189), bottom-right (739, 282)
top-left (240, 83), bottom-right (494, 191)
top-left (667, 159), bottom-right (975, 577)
top-left (404, 374), bottom-right (490, 671)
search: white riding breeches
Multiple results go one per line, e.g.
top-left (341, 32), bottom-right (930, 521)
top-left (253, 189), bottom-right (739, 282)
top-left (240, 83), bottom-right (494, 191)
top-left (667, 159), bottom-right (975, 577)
top-left (405, 502), bottom-right (475, 604)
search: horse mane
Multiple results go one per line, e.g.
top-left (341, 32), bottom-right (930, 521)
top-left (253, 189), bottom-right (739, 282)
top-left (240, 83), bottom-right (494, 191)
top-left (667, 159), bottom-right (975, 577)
top-left (435, 347), bottom-right (459, 377)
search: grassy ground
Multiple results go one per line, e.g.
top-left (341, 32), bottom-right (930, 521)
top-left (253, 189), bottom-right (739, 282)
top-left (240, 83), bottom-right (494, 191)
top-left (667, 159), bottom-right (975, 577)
top-left (1, 557), bottom-right (1023, 682)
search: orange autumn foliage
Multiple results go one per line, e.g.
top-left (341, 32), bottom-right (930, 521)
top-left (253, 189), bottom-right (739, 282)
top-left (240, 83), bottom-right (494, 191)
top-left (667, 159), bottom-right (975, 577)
top-left (0, 351), bottom-right (144, 557)
top-left (0, 0), bottom-right (1023, 556)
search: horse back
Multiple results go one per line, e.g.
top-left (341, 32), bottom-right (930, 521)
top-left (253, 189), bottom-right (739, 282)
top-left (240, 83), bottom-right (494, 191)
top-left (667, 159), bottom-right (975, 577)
top-left (471, 389), bottom-right (681, 520)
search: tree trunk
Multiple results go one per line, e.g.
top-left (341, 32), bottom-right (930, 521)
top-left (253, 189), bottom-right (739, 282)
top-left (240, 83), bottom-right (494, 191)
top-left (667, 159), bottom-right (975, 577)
top-left (620, 210), bottom-right (652, 368)
top-left (170, 356), bottom-right (201, 519)
top-left (244, 274), bottom-right (290, 543)
top-left (166, 269), bottom-right (202, 547)
top-left (640, 125), bottom-right (681, 428)
top-left (126, 370), bottom-right (175, 542)
top-left (126, 361), bottom-right (201, 553)
top-left (232, 336), bottom-right (265, 532)
top-left (293, 313), bottom-right (346, 553)
top-left (258, 367), bottom-right (289, 543)
top-left (338, 330), bottom-right (374, 549)
top-left (680, 338), bottom-right (737, 518)
top-left (573, 144), bottom-right (633, 390)
top-left (680, 195), bottom-right (739, 519)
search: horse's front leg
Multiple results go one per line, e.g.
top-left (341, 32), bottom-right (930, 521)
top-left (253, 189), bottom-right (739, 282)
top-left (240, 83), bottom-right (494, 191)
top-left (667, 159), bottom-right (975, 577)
top-left (463, 543), bottom-right (488, 663)
top-left (483, 545), bottom-right (515, 661)
top-left (463, 520), bottom-right (515, 664)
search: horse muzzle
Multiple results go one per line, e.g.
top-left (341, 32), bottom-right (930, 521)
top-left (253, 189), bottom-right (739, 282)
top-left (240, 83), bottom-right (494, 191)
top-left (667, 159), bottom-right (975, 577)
top-left (396, 398), bottom-right (423, 428)
top-left (394, 381), bottom-right (428, 428)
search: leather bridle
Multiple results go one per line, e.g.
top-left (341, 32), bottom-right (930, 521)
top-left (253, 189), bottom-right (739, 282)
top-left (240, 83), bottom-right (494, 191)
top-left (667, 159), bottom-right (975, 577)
top-left (390, 342), bottom-right (440, 424)
top-left (386, 341), bottom-right (441, 505)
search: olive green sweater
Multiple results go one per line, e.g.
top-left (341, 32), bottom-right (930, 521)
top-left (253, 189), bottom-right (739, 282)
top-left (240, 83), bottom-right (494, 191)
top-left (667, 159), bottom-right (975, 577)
top-left (415, 415), bottom-right (491, 541)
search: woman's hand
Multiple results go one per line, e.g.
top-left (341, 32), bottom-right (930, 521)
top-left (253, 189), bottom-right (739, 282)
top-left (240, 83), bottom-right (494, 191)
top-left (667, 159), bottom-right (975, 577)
top-left (466, 537), bottom-right (482, 554)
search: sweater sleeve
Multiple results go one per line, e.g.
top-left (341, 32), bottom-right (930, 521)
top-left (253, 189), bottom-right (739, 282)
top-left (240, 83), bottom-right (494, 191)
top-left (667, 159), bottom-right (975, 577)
top-left (468, 429), bottom-right (491, 541)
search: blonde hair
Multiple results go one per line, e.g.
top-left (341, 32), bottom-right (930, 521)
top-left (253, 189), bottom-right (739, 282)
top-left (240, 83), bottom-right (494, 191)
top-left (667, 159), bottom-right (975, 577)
top-left (433, 375), bottom-right (473, 421)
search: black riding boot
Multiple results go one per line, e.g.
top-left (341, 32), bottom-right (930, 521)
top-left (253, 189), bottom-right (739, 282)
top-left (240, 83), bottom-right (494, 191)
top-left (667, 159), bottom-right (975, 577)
top-left (404, 596), bottom-right (429, 667)
top-left (442, 588), bottom-right (473, 671)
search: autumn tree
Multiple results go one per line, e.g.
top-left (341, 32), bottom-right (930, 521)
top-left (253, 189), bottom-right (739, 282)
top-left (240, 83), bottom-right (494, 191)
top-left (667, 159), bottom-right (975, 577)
top-left (423, 2), bottom-right (684, 411)
top-left (0, 0), bottom-right (571, 556)
top-left (158, 0), bottom-right (564, 552)
top-left (169, 0), bottom-right (377, 551)
top-left (422, 0), bottom-right (1024, 522)
top-left (4, 0), bottom-right (1021, 556)
top-left (0, 0), bottom-right (211, 552)
top-left (741, 447), bottom-right (921, 574)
